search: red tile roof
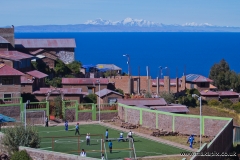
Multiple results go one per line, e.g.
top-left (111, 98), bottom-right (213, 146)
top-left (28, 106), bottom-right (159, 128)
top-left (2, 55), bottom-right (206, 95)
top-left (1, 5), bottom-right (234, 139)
top-left (200, 90), bottom-right (239, 97)
top-left (0, 64), bottom-right (24, 76)
top-left (21, 75), bottom-right (33, 84)
top-left (33, 88), bottom-right (88, 95)
top-left (218, 91), bottom-right (239, 96)
top-left (0, 51), bottom-right (33, 61)
top-left (15, 39), bottom-right (76, 48)
top-left (62, 78), bottom-right (109, 85)
top-left (26, 70), bottom-right (48, 79)
top-left (200, 90), bottom-right (219, 96)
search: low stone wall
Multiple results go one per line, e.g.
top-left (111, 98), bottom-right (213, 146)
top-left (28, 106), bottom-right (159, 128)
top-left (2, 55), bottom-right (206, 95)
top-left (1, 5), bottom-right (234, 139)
top-left (97, 112), bottom-right (118, 121)
top-left (65, 109), bottom-right (76, 122)
top-left (0, 106), bottom-right (21, 121)
top-left (175, 117), bottom-right (200, 135)
top-left (78, 112), bottom-right (92, 121)
top-left (19, 146), bottom-right (98, 160)
top-left (142, 111), bottom-right (155, 128)
top-left (158, 114), bottom-right (172, 131)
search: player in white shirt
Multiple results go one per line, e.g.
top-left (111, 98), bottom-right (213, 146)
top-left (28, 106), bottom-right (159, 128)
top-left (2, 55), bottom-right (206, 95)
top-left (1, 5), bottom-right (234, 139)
top-left (86, 133), bottom-right (90, 145)
top-left (80, 149), bottom-right (86, 157)
top-left (128, 130), bottom-right (134, 141)
top-left (118, 131), bottom-right (124, 142)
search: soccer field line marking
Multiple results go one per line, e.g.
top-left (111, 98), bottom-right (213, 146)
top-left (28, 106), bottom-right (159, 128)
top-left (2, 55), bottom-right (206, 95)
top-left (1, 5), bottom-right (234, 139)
top-left (38, 128), bottom-right (75, 133)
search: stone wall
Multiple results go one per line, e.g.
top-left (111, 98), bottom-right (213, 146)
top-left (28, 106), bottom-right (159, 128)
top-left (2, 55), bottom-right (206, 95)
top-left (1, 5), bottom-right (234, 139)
top-left (142, 111), bottom-right (156, 128)
top-left (204, 119), bottom-right (228, 136)
top-left (26, 111), bottom-right (45, 125)
top-left (175, 117), bottom-right (200, 135)
top-left (65, 109), bottom-right (76, 122)
top-left (97, 112), bottom-right (118, 120)
top-left (158, 114), bottom-right (172, 131)
top-left (126, 108), bottom-right (140, 125)
top-left (19, 146), bottom-right (98, 160)
top-left (78, 112), bottom-right (91, 121)
top-left (0, 106), bottom-right (21, 121)
top-left (118, 106), bottom-right (125, 120)
top-left (57, 50), bottom-right (75, 64)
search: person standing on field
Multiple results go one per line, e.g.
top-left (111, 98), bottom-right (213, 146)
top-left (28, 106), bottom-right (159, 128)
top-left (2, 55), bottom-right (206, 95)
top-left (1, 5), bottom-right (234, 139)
top-left (45, 117), bottom-right (48, 127)
top-left (108, 140), bottom-right (113, 153)
top-left (86, 133), bottom-right (90, 145)
top-left (75, 123), bottom-right (80, 135)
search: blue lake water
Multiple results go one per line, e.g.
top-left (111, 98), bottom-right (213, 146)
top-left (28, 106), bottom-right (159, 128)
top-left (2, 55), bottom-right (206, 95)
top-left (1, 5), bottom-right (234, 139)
top-left (15, 32), bottom-right (240, 78)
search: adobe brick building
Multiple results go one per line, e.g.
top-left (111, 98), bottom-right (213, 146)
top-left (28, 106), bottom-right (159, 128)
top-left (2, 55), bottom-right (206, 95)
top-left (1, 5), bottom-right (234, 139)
top-left (95, 88), bottom-right (124, 104)
top-left (0, 27), bottom-right (15, 50)
top-left (185, 74), bottom-right (213, 91)
top-left (62, 78), bottom-right (109, 94)
top-left (15, 39), bottom-right (76, 65)
top-left (0, 63), bottom-right (24, 100)
top-left (200, 90), bottom-right (239, 103)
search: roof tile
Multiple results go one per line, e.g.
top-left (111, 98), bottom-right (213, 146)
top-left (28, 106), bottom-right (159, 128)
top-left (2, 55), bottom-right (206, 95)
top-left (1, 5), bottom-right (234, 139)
top-left (62, 78), bottom-right (109, 85)
top-left (0, 64), bottom-right (24, 76)
top-left (26, 70), bottom-right (48, 79)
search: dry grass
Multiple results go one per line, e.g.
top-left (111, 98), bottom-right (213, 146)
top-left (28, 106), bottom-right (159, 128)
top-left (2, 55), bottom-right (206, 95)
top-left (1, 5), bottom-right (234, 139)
top-left (160, 135), bottom-right (210, 150)
top-left (187, 105), bottom-right (240, 126)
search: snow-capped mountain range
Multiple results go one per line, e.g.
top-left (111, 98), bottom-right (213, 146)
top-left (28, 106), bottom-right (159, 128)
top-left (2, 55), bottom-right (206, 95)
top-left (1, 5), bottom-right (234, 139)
top-left (84, 17), bottom-right (213, 27)
top-left (14, 18), bottom-right (240, 32)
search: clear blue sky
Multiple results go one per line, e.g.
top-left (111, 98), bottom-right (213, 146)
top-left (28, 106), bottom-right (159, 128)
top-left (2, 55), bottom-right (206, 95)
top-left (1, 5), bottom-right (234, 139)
top-left (1, 0), bottom-right (240, 27)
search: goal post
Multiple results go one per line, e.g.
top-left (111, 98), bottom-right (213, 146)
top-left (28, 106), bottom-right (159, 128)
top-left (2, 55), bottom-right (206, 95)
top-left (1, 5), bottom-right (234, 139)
top-left (21, 110), bottom-right (46, 126)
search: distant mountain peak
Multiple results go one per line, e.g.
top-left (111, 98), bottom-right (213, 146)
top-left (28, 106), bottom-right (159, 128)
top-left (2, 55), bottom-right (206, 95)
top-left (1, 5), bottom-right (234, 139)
top-left (183, 22), bottom-right (213, 27)
top-left (84, 17), bottom-right (162, 27)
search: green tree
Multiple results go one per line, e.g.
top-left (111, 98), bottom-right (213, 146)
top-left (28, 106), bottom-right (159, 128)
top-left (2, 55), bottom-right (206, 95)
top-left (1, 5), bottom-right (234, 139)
top-left (67, 61), bottom-right (82, 75)
top-left (159, 91), bottom-right (175, 104)
top-left (11, 150), bottom-right (32, 160)
top-left (144, 92), bottom-right (152, 98)
top-left (45, 77), bottom-right (62, 88)
top-left (2, 125), bottom-right (40, 153)
top-left (115, 88), bottom-right (124, 95)
top-left (83, 94), bottom-right (97, 103)
top-left (209, 59), bottom-right (231, 90)
top-left (104, 70), bottom-right (118, 77)
top-left (54, 96), bottom-right (63, 118)
top-left (54, 59), bottom-right (69, 76)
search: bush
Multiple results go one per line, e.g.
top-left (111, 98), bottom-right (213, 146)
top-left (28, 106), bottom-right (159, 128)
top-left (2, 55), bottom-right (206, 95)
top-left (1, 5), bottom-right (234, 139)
top-left (208, 99), bottom-right (220, 106)
top-left (83, 94), bottom-right (97, 103)
top-left (11, 150), bottom-right (32, 160)
top-left (178, 96), bottom-right (197, 107)
top-left (144, 92), bottom-right (152, 98)
top-left (2, 125), bottom-right (40, 153)
top-left (231, 102), bottom-right (240, 113)
top-left (159, 91), bottom-right (175, 104)
top-left (221, 99), bottom-right (233, 109)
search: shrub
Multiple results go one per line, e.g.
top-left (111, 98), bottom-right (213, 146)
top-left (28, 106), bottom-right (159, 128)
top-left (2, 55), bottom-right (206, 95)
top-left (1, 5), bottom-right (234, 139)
top-left (221, 99), bottom-right (233, 109)
top-left (11, 150), bottom-right (32, 160)
top-left (159, 91), bottom-right (175, 104)
top-left (144, 92), bottom-right (152, 98)
top-left (231, 102), bottom-right (240, 113)
top-left (2, 125), bottom-right (40, 153)
top-left (208, 99), bottom-right (220, 106)
top-left (83, 94), bottom-right (97, 103)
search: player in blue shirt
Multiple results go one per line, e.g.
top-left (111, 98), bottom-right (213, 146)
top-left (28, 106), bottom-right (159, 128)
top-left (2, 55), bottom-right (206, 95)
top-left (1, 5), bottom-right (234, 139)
top-left (105, 129), bottom-right (109, 141)
top-left (75, 123), bottom-right (80, 135)
top-left (187, 135), bottom-right (194, 148)
top-left (108, 140), bottom-right (113, 153)
top-left (65, 121), bottom-right (68, 131)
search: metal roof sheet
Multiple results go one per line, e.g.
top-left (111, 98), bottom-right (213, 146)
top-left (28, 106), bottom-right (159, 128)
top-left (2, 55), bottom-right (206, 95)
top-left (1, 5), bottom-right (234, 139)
top-left (0, 36), bottom-right (9, 44)
top-left (21, 75), bottom-right (33, 84)
top-left (218, 91), bottom-right (239, 96)
top-left (186, 74), bottom-right (213, 82)
top-left (30, 49), bottom-right (44, 55)
top-left (33, 88), bottom-right (88, 95)
top-left (118, 98), bottom-right (167, 106)
top-left (97, 64), bottom-right (122, 70)
top-left (15, 39), bottom-right (76, 48)
top-left (200, 90), bottom-right (219, 96)
top-left (152, 106), bottom-right (189, 113)
top-left (62, 78), bottom-right (109, 85)
top-left (95, 88), bottom-right (123, 98)
top-left (0, 51), bottom-right (33, 61)
top-left (26, 70), bottom-right (48, 79)
top-left (0, 64), bottom-right (24, 76)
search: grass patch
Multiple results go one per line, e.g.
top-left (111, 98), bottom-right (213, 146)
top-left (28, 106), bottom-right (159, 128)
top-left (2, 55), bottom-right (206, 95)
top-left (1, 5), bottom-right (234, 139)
top-left (37, 124), bottom-right (188, 159)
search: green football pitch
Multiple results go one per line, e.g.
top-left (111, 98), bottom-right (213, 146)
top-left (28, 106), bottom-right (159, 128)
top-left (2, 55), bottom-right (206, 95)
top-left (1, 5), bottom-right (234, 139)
top-left (38, 124), bottom-right (187, 159)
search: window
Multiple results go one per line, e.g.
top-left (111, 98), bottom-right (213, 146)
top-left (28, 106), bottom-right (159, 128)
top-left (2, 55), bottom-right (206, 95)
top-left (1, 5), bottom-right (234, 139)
top-left (200, 83), bottom-right (206, 87)
top-left (4, 94), bottom-right (12, 101)
top-left (2, 77), bottom-right (14, 85)
top-left (108, 97), bottom-right (117, 104)
top-left (190, 83), bottom-right (194, 89)
top-left (88, 87), bottom-right (93, 94)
